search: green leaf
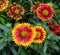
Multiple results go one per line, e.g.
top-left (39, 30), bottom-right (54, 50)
top-left (0, 17), bottom-right (5, 24)
top-left (18, 47), bottom-right (22, 54)
top-left (2, 51), bottom-right (7, 55)
top-left (10, 46), bottom-right (18, 55)
top-left (51, 44), bottom-right (59, 51)
top-left (9, 0), bottom-right (12, 4)
top-left (0, 14), bottom-right (7, 18)
top-left (0, 32), bottom-right (3, 37)
top-left (43, 41), bottom-right (48, 54)
top-left (30, 44), bottom-right (43, 55)
top-left (28, 0), bottom-right (33, 5)
top-left (29, 18), bottom-right (37, 25)
top-left (0, 24), bottom-right (10, 33)
top-left (0, 42), bottom-right (7, 50)
top-left (51, 35), bottom-right (60, 41)
top-left (18, 47), bottom-right (30, 55)
top-left (7, 37), bottom-right (12, 42)
top-left (0, 39), bottom-right (4, 43)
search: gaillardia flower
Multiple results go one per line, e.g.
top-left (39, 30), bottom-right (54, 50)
top-left (48, 22), bottom-right (60, 34)
top-left (0, 0), bottom-right (8, 11)
top-left (7, 2), bottom-right (25, 20)
top-left (30, 5), bottom-right (36, 13)
top-left (37, 4), bottom-right (54, 21)
top-left (30, 2), bottom-right (41, 13)
top-left (12, 23), bottom-right (36, 46)
top-left (34, 26), bottom-right (46, 43)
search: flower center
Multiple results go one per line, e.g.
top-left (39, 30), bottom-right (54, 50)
top-left (0, 0), bottom-right (3, 5)
top-left (36, 31), bottom-right (41, 38)
top-left (20, 30), bottom-right (28, 38)
top-left (51, 26), bottom-right (55, 29)
top-left (42, 10), bottom-right (49, 16)
top-left (14, 9), bottom-right (19, 14)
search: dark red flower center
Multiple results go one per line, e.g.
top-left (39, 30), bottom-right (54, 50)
top-left (50, 26), bottom-right (55, 30)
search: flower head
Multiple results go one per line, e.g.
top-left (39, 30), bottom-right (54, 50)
top-left (12, 23), bottom-right (36, 46)
top-left (34, 2), bottom-right (41, 8)
top-left (0, 0), bottom-right (8, 11)
top-left (37, 4), bottom-right (54, 21)
top-left (7, 2), bottom-right (25, 20)
top-left (30, 5), bottom-right (36, 13)
top-left (30, 2), bottom-right (41, 13)
top-left (48, 22), bottom-right (60, 34)
top-left (33, 26), bottom-right (46, 43)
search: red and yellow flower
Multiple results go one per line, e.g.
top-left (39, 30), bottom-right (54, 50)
top-left (30, 2), bottom-right (41, 13)
top-left (12, 23), bottom-right (36, 46)
top-left (48, 22), bottom-right (60, 34)
top-left (37, 4), bottom-right (54, 21)
top-left (0, 0), bottom-right (8, 11)
top-left (7, 2), bottom-right (25, 20)
top-left (33, 26), bottom-right (46, 43)
top-left (30, 5), bottom-right (36, 13)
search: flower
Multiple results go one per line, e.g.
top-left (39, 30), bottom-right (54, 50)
top-left (33, 26), bottom-right (46, 43)
top-left (37, 4), bottom-right (54, 21)
top-left (0, 0), bottom-right (8, 11)
top-left (34, 2), bottom-right (41, 8)
top-left (30, 5), bottom-right (36, 13)
top-left (48, 22), bottom-right (60, 34)
top-left (7, 2), bottom-right (25, 20)
top-left (30, 2), bottom-right (41, 13)
top-left (12, 23), bottom-right (36, 46)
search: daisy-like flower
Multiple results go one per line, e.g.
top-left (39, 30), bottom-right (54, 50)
top-left (7, 2), bottom-right (25, 20)
top-left (30, 2), bottom-right (41, 13)
top-left (48, 22), bottom-right (60, 34)
top-left (37, 4), bottom-right (54, 21)
top-left (34, 2), bottom-right (41, 7)
top-left (30, 5), bottom-right (36, 13)
top-left (0, 0), bottom-right (8, 11)
top-left (33, 26), bottom-right (46, 43)
top-left (12, 23), bottom-right (36, 46)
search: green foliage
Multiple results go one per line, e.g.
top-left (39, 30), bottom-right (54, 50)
top-left (0, 0), bottom-right (60, 55)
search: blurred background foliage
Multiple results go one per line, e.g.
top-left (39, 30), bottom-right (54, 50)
top-left (0, 0), bottom-right (60, 55)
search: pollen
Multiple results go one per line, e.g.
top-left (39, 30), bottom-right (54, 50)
top-left (36, 31), bottom-right (41, 38)
top-left (20, 31), bottom-right (28, 38)
top-left (42, 10), bottom-right (49, 16)
top-left (14, 9), bottom-right (19, 14)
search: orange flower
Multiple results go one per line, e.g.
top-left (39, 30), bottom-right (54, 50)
top-left (12, 23), bottom-right (36, 46)
top-left (37, 4), bottom-right (54, 21)
top-left (0, 0), bottom-right (8, 11)
top-left (34, 26), bottom-right (46, 43)
top-left (7, 2), bottom-right (25, 20)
